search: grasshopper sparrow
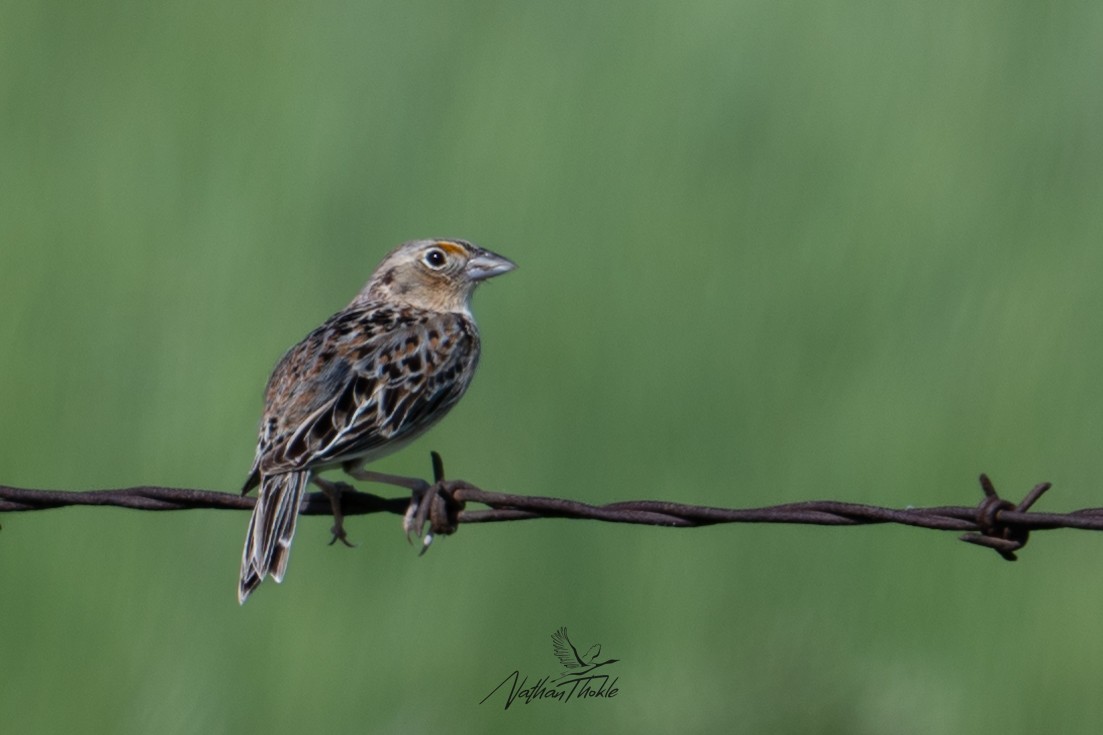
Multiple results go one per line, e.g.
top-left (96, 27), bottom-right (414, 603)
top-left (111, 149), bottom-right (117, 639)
top-left (238, 239), bottom-right (515, 603)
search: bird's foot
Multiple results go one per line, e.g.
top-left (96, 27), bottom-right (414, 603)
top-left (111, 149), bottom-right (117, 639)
top-left (403, 451), bottom-right (463, 555)
top-left (341, 462), bottom-right (430, 493)
top-left (313, 477), bottom-right (357, 547)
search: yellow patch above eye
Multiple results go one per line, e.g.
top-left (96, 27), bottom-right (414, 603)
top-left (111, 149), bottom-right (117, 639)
top-left (435, 241), bottom-right (468, 257)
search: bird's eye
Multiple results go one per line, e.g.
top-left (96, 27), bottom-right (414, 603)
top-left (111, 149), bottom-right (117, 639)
top-left (423, 248), bottom-right (447, 269)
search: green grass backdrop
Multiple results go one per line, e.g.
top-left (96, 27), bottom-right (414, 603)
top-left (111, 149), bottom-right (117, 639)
top-left (2, 1), bottom-right (1103, 732)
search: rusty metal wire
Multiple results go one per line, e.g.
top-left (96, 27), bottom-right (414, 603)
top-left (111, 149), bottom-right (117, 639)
top-left (0, 453), bottom-right (1094, 561)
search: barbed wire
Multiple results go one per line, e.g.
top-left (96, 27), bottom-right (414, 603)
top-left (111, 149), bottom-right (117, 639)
top-left (0, 453), bottom-right (1095, 561)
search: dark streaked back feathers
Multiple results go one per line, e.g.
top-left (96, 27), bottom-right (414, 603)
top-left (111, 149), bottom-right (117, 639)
top-left (243, 302), bottom-right (480, 489)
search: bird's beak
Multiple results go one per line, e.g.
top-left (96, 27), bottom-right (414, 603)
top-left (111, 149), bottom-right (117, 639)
top-left (466, 249), bottom-right (517, 282)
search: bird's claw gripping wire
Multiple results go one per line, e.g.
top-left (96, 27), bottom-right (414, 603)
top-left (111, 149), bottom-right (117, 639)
top-left (312, 477), bottom-right (358, 547)
top-left (403, 451), bottom-right (464, 555)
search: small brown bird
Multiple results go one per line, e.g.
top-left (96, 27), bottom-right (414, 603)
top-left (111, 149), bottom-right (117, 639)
top-left (238, 239), bottom-right (515, 603)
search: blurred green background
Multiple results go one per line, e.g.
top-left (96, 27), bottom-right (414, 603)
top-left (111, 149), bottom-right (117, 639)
top-left (2, 0), bottom-right (1103, 732)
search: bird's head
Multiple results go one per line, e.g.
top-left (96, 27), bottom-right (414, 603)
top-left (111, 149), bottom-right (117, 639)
top-left (356, 239), bottom-right (516, 313)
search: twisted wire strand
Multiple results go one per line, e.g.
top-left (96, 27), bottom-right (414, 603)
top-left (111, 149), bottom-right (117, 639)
top-left (0, 457), bottom-right (1087, 561)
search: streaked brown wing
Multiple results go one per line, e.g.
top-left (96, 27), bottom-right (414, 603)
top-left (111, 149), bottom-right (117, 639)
top-left (255, 306), bottom-right (479, 476)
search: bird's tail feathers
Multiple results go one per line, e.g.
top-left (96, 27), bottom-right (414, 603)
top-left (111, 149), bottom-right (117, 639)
top-left (238, 470), bottom-right (310, 604)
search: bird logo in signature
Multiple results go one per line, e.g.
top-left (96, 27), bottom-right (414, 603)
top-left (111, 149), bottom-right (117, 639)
top-left (551, 627), bottom-right (619, 680)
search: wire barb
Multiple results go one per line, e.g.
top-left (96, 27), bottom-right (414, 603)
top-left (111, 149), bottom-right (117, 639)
top-left (404, 452), bottom-right (465, 555)
top-left (958, 474), bottom-right (1052, 561)
top-left (0, 458), bottom-right (1084, 564)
